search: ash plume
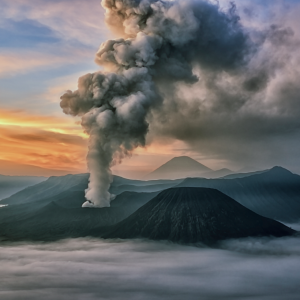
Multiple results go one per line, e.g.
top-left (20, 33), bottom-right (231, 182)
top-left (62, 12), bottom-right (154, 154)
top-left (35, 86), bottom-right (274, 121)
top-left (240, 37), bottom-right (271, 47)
top-left (60, 0), bottom-right (258, 207)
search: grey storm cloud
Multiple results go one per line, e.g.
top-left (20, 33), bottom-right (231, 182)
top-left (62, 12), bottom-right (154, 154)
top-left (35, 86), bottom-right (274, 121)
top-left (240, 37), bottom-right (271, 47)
top-left (60, 0), bottom-right (259, 207)
top-left (147, 5), bottom-right (300, 171)
top-left (1, 235), bottom-right (300, 300)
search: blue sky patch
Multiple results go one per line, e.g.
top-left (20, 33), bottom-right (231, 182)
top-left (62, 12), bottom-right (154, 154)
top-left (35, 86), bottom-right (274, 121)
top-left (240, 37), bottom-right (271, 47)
top-left (0, 18), bottom-right (61, 48)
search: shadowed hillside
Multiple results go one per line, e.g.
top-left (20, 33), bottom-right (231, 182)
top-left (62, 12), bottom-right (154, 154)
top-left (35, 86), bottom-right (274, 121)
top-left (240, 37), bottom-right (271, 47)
top-left (102, 188), bottom-right (295, 244)
top-left (1, 166), bottom-right (299, 241)
top-left (0, 175), bottom-right (46, 200)
top-left (0, 190), bottom-right (158, 241)
top-left (176, 167), bottom-right (300, 222)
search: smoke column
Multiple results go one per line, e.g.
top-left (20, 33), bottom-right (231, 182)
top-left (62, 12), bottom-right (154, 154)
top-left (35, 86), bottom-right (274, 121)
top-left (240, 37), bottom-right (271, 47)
top-left (60, 0), bottom-right (254, 207)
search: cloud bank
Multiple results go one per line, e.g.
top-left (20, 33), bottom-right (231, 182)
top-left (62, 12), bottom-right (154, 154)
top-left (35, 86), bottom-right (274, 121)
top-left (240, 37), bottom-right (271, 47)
top-left (1, 236), bottom-right (300, 300)
top-left (148, 0), bottom-right (300, 172)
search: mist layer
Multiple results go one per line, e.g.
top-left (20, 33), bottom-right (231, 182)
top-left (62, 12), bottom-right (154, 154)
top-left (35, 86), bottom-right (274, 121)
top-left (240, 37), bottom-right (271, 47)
top-left (1, 236), bottom-right (300, 300)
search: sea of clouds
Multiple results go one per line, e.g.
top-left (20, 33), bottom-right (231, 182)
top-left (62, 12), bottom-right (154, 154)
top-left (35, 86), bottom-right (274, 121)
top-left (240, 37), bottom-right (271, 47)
top-left (1, 233), bottom-right (300, 300)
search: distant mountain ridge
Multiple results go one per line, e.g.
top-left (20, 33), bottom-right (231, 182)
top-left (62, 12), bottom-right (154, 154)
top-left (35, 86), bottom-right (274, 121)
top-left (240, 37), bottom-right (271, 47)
top-left (0, 173), bottom-right (89, 205)
top-left (177, 166), bottom-right (300, 222)
top-left (0, 174), bottom-right (47, 200)
top-left (1, 166), bottom-right (300, 223)
top-left (221, 170), bottom-right (267, 179)
top-left (1, 165), bottom-right (300, 242)
top-left (202, 168), bottom-right (234, 179)
top-left (0, 173), bottom-right (182, 206)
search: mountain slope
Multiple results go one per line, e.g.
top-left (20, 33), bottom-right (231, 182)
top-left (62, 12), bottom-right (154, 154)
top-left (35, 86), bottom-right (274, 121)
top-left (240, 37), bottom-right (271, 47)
top-left (0, 189), bottom-right (158, 241)
top-left (177, 167), bottom-right (300, 222)
top-left (103, 188), bottom-right (295, 244)
top-left (0, 173), bottom-right (181, 206)
top-left (2, 166), bottom-right (299, 224)
top-left (144, 156), bottom-right (212, 180)
top-left (0, 173), bottom-right (89, 205)
top-left (0, 175), bottom-right (46, 200)
top-left (0, 201), bottom-right (124, 241)
top-left (221, 170), bottom-right (267, 179)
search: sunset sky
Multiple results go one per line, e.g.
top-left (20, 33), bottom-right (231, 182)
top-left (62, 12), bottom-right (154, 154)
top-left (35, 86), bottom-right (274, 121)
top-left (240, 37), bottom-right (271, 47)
top-left (1, 0), bottom-right (300, 178)
top-left (0, 0), bottom-right (182, 177)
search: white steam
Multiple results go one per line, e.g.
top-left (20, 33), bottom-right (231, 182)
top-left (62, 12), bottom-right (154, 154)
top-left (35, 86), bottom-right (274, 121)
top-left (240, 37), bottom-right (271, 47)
top-left (60, 0), bottom-right (255, 207)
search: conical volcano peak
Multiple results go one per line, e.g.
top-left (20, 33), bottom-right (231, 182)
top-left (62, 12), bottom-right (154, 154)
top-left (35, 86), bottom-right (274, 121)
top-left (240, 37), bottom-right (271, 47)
top-left (159, 156), bottom-right (211, 170)
top-left (103, 187), bottom-right (295, 244)
top-left (144, 156), bottom-right (212, 180)
top-left (169, 156), bottom-right (206, 163)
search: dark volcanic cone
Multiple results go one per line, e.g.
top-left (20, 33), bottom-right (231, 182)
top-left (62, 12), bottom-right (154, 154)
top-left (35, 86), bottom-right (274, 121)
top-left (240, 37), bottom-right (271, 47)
top-left (102, 188), bottom-right (295, 244)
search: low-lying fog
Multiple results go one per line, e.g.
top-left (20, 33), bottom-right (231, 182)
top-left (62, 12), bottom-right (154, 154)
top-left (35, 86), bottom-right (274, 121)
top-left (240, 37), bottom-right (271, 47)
top-left (1, 234), bottom-right (300, 300)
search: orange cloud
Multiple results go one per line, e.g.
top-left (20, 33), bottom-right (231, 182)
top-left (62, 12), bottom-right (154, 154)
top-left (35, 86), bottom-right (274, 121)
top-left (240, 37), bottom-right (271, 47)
top-left (0, 108), bottom-right (87, 136)
top-left (0, 109), bottom-right (88, 176)
top-left (0, 108), bottom-right (175, 178)
top-left (0, 109), bottom-right (196, 178)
